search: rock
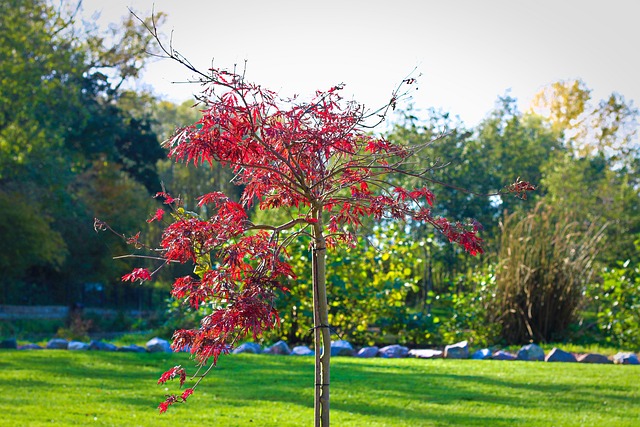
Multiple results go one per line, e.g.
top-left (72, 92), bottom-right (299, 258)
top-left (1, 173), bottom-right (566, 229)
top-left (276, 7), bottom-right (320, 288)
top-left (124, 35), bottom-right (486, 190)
top-left (545, 347), bottom-right (577, 363)
top-left (46, 338), bottom-right (69, 350)
top-left (378, 345), bottom-right (409, 358)
top-left (612, 352), bottom-right (639, 365)
top-left (576, 353), bottom-right (612, 364)
top-left (68, 341), bottom-right (89, 351)
top-left (516, 344), bottom-right (545, 361)
top-left (355, 346), bottom-right (379, 358)
top-left (146, 337), bottom-right (172, 353)
top-left (89, 340), bottom-right (118, 351)
top-left (18, 343), bottom-right (43, 350)
top-left (264, 340), bottom-right (291, 355)
top-left (117, 344), bottom-right (146, 353)
top-left (471, 348), bottom-right (492, 360)
top-left (409, 349), bottom-right (443, 359)
top-left (232, 342), bottom-right (263, 354)
top-left (0, 338), bottom-right (17, 349)
top-left (330, 340), bottom-right (354, 356)
top-left (491, 350), bottom-right (516, 360)
top-left (444, 341), bottom-right (469, 359)
top-left (291, 345), bottom-right (314, 356)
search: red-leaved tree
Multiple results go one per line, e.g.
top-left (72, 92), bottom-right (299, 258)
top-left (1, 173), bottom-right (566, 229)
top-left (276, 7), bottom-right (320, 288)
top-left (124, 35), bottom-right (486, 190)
top-left (98, 15), bottom-right (534, 427)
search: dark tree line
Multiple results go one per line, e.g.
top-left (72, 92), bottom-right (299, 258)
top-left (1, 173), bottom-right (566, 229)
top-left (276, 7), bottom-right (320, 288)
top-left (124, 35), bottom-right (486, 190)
top-left (0, 0), bottom-right (165, 307)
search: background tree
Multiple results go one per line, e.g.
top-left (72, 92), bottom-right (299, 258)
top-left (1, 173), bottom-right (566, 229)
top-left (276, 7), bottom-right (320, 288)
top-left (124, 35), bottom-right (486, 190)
top-left (0, 191), bottom-right (67, 303)
top-left (386, 110), bottom-right (483, 297)
top-left (0, 0), bottom-right (166, 306)
top-left (541, 153), bottom-right (640, 266)
top-left (152, 99), bottom-right (242, 210)
top-left (529, 80), bottom-right (591, 136)
top-left (530, 79), bottom-right (639, 163)
top-left (385, 98), bottom-right (559, 304)
top-left (531, 80), bottom-right (640, 267)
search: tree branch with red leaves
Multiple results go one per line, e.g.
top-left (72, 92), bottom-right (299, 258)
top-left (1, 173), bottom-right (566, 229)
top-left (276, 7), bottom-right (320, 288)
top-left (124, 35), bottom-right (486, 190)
top-left (99, 10), bottom-right (535, 425)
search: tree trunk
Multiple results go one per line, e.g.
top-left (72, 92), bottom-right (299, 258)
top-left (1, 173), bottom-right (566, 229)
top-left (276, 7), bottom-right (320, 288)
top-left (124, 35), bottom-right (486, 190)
top-left (422, 244), bottom-right (433, 315)
top-left (312, 210), bottom-right (330, 427)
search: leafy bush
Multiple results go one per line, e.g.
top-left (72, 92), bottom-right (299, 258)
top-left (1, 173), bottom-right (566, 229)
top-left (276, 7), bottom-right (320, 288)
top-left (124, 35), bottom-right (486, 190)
top-left (377, 310), bottom-right (443, 346)
top-left (156, 298), bottom-right (201, 339)
top-left (56, 309), bottom-right (93, 342)
top-left (263, 224), bottom-right (427, 346)
top-left (0, 319), bottom-right (65, 340)
top-left (585, 260), bottom-right (640, 349)
top-left (441, 269), bottom-right (501, 347)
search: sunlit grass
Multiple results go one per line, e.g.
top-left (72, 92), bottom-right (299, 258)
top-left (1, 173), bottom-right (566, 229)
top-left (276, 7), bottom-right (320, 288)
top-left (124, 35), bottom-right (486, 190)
top-left (0, 350), bottom-right (638, 426)
top-left (503, 342), bottom-right (628, 356)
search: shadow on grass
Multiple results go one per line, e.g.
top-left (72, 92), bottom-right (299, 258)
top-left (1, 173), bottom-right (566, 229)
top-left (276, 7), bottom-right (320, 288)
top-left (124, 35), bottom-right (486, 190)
top-left (2, 350), bottom-right (638, 426)
top-left (328, 358), bottom-right (639, 425)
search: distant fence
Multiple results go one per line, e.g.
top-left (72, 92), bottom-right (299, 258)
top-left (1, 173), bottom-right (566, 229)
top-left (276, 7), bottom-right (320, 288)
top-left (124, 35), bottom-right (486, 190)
top-left (0, 305), bottom-right (149, 320)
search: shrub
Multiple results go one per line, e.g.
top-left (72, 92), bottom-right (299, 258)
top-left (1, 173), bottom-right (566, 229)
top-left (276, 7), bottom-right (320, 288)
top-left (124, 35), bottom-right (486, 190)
top-left (56, 312), bottom-right (92, 342)
top-left (264, 225), bottom-right (425, 346)
top-left (493, 203), bottom-right (605, 344)
top-left (585, 260), bottom-right (640, 349)
top-left (442, 269), bottom-right (501, 347)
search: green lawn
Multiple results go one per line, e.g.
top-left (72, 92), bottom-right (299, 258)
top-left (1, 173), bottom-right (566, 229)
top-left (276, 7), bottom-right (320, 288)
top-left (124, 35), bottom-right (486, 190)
top-left (0, 350), bottom-right (638, 426)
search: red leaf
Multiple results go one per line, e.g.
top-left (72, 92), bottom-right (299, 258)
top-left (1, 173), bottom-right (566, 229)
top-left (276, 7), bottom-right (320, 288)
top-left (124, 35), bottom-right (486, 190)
top-left (122, 268), bottom-right (152, 283)
top-left (158, 395), bottom-right (178, 414)
top-left (157, 366), bottom-right (185, 385)
top-left (126, 232), bottom-right (142, 248)
top-left (181, 388), bottom-right (194, 401)
top-left (505, 178), bottom-right (536, 199)
top-left (197, 192), bottom-right (228, 207)
top-left (155, 192), bottom-right (176, 205)
top-left (158, 401), bottom-right (170, 414)
top-left (147, 208), bottom-right (164, 223)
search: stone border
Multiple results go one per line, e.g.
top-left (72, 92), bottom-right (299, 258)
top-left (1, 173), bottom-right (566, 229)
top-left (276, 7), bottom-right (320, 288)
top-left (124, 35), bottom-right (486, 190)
top-left (2, 337), bottom-right (638, 365)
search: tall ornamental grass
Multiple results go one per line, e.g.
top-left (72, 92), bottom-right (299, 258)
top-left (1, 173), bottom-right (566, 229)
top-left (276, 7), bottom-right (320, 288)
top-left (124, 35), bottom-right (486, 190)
top-left (494, 203), bottom-right (606, 343)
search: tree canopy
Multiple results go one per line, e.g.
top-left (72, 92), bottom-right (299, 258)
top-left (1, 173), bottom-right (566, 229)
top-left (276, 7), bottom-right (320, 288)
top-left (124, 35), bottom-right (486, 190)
top-left (0, 0), bottom-right (165, 306)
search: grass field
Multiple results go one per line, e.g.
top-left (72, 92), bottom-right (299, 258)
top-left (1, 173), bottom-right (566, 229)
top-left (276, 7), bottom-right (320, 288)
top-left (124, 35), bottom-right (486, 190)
top-left (0, 350), bottom-right (638, 426)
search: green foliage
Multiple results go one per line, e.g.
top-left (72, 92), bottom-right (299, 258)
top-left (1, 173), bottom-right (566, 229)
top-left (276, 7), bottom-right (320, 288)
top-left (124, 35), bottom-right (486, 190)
top-left (151, 99), bottom-right (201, 141)
top-left (0, 191), bottom-right (66, 284)
top-left (541, 153), bottom-right (640, 266)
top-left (586, 260), bottom-right (640, 349)
top-left (0, 0), bottom-right (84, 166)
top-left (386, 101), bottom-right (564, 292)
top-left (0, 0), bottom-right (168, 307)
top-left (472, 96), bottom-right (562, 216)
top-left (441, 269), bottom-right (501, 347)
top-left (265, 224), bottom-right (432, 345)
top-left (0, 319), bottom-right (65, 340)
top-left (156, 297), bottom-right (201, 338)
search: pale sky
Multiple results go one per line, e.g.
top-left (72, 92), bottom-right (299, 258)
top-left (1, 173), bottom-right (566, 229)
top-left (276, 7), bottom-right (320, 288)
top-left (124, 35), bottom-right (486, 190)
top-left (81, 0), bottom-right (640, 127)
